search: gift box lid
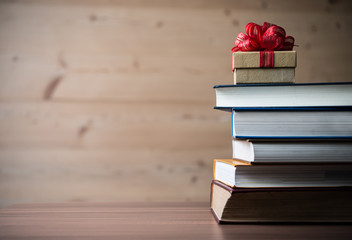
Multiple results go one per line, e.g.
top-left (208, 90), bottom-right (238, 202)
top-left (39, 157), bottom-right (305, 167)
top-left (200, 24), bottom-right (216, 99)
top-left (232, 50), bottom-right (297, 70)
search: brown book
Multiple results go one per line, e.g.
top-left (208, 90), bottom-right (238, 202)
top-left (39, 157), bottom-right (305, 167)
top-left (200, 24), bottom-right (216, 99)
top-left (210, 180), bottom-right (352, 223)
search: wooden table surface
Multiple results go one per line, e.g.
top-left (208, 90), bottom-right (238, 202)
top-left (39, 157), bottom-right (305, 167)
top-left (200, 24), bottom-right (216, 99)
top-left (0, 202), bottom-right (351, 240)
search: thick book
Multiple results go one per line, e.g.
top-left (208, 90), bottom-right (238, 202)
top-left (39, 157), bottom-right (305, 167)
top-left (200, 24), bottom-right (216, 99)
top-left (214, 82), bottom-right (352, 109)
top-left (230, 107), bottom-right (352, 139)
top-left (232, 139), bottom-right (352, 163)
top-left (213, 159), bottom-right (352, 188)
top-left (210, 180), bottom-right (352, 223)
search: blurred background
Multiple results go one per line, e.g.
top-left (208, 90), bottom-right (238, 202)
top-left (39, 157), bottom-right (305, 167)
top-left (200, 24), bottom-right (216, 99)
top-left (0, 0), bottom-right (351, 208)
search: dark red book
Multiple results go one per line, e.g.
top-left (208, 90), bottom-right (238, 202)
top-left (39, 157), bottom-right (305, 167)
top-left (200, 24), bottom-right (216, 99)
top-left (210, 180), bottom-right (352, 223)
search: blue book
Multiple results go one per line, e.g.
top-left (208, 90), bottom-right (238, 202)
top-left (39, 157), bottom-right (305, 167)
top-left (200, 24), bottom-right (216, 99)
top-left (214, 82), bottom-right (352, 110)
top-left (230, 107), bottom-right (352, 139)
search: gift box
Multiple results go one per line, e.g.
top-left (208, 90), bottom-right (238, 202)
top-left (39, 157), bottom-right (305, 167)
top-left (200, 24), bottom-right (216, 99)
top-left (232, 51), bottom-right (296, 84)
top-left (232, 51), bottom-right (296, 69)
top-left (234, 68), bottom-right (295, 84)
top-left (231, 22), bottom-right (297, 84)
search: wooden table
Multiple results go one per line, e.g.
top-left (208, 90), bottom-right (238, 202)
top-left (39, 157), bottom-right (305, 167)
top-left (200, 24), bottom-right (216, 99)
top-left (0, 202), bottom-right (351, 239)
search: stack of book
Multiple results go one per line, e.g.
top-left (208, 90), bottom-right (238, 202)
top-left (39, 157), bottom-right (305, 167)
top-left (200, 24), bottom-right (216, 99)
top-left (211, 49), bottom-right (352, 223)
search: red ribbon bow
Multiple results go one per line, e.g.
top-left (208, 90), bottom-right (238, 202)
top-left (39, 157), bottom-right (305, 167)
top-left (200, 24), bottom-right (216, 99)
top-left (231, 22), bottom-right (295, 52)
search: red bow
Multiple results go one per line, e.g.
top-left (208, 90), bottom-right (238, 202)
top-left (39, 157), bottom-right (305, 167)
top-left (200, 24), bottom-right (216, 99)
top-left (231, 22), bottom-right (295, 52)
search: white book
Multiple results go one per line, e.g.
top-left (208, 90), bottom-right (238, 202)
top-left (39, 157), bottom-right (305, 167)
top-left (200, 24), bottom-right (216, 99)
top-left (214, 82), bottom-right (352, 109)
top-left (213, 159), bottom-right (352, 188)
top-left (232, 139), bottom-right (352, 163)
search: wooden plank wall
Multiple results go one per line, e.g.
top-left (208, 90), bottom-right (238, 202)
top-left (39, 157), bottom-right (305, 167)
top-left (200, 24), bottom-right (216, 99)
top-left (0, 0), bottom-right (351, 208)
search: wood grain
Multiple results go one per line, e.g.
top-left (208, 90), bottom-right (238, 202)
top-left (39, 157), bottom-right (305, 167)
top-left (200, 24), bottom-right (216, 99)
top-left (1, 202), bottom-right (352, 240)
top-left (1, 1), bottom-right (352, 100)
top-left (0, 0), bottom-right (351, 208)
top-left (0, 101), bottom-right (229, 149)
top-left (0, 148), bottom-right (229, 207)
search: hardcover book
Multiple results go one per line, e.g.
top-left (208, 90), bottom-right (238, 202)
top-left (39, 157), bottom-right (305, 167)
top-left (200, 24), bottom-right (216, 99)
top-left (214, 82), bottom-right (352, 109)
top-left (232, 139), bottom-right (352, 163)
top-left (211, 180), bottom-right (352, 223)
top-left (213, 159), bottom-right (352, 188)
top-left (230, 107), bottom-right (352, 139)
